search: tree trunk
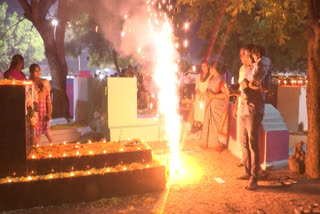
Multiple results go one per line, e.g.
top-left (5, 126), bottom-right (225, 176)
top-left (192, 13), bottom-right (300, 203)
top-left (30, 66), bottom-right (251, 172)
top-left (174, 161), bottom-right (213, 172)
top-left (112, 49), bottom-right (121, 76)
top-left (305, 0), bottom-right (320, 178)
top-left (18, 0), bottom-right (70, 119)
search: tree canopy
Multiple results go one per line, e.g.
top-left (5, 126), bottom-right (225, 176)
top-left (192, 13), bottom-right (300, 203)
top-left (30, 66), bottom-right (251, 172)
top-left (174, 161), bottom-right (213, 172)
top-left (65, 14), bottom-right (134, 71)
top-left (0, 2), bottom-right (45, 73)
top-left (176, 0), bottom-right (308, 73)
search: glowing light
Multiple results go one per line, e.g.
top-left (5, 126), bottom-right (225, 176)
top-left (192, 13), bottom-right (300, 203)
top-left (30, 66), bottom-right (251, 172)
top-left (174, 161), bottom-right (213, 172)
top-left (49, 154), bottom-right (52, 158)
top-left (87, 171), bottom-right (91, 175)
top-left (8, 179), bottom-right (12, 183)
top-left (184, 22), bottom-right (189, 31)
top-left (137, 147), bottom-right (141, 150)
top-left (124, 14), bottom-right (128, 19)
top-left (63, 141), bottom-right (66, 145)
top-left (77, 142), bottom-right (80, 145)
top-left (95, 25), bottom-right (99, 33)
top-left (49, 174), bottom-right (53, 179)
top-left (51, 19), bottom-right (58, 26)
top-left (175, 42), bottom-right (179, 48)
top-left (146, 164), bottom-right (150, 168)
top-left (70, 172), bottom-right (74, 177)
top-left (137, 47), bottom-right (141, 54)
top-left (192, 65), bottom-right (196, 72)
top-left (106, 168), bottom-right (110, 172)
top-left (200, 102), bottom-right (204, 110)
top-left (76, 151), bottom-right (80, 156)
top-left (31, 155), bottom-right (36, 159)
top-left (121, 31), bottom-right (125, 37)
top-left (123, 167), bottom-right (127, 171)
top-left (103, 139), bottom-right (106, 143)
top-left (88, 140), bottom-right (92, 144)
top-left (27, 176), bottom-right (32, 181)
top-left (120, 148), bottom-right (124, 152)
top-left (184, 40), bottom-right (188, 48)
top-left (89, 150), bottom-right (94, 155)
top-left (103, 150), bottom-right (107, 154)
top-left (50, 143), bottom-right (53, 146)
top-left (12, 81), bottom-right (15, 85)
top-left (63, 153), bottom-right (67, 157)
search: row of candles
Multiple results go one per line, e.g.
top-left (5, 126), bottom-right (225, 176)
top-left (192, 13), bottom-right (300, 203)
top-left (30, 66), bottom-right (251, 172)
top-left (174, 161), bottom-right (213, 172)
top-left (30, 139), bottom-right (150, 160)
top-left (3, 163), bottom-right (155, 184)
top-left (276, 79), bottom-right (308, 87)
top-left (3, 138), bottom-right (159, 184)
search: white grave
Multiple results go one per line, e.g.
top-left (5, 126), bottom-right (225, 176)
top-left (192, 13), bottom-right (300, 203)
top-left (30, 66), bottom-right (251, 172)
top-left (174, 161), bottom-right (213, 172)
top-left (228, 104), bottom-right (289, 170)
top-left (277, 86), bottom-right (307, 131)
top-left (106, 78), bottom-right (164, 141)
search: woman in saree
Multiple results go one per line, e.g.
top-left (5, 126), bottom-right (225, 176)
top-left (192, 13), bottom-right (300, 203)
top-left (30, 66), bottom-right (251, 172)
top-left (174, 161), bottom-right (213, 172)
top-left (199, 62), bottom-right (229, 151)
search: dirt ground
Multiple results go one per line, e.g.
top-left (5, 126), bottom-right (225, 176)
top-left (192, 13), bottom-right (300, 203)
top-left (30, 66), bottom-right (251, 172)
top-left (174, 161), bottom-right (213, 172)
top-left (3, 136), bottom-right (320, 214)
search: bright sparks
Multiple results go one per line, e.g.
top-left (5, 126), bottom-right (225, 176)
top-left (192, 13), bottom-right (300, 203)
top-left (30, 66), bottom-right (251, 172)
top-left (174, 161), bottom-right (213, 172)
top-left (148, 4), bottom-right (181, 175)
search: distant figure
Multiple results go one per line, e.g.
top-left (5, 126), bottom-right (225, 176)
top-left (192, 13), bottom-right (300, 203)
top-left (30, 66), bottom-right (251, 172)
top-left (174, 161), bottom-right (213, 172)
top-left (29, 64), bottom-right (54, 144)
top-left (4, 54), bottom-right (27, 80)
top-left (191, 60), bottom-right (211, 133)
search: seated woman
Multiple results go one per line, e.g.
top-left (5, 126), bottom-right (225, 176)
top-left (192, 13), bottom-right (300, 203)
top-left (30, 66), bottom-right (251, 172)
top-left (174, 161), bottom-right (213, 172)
top-left (4, 54), bottom-right (27, 80)
top-left (199, 62), bottom-right (229, 150)
top-left (29, 64), bottom-right (54, 144)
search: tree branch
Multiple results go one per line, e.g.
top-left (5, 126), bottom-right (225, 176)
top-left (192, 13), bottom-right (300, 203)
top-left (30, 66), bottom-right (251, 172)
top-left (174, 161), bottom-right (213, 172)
top-left (39, 0), bottom-right (57, 19)
top-left (17, 0), bottom-right (32, 21)
top-left (0, 18), bottom-right (25, 41)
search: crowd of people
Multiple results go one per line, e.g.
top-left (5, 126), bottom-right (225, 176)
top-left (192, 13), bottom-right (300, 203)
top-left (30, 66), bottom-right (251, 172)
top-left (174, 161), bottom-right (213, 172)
top-left (2, 54), bottom-right (53, 144)
top-left (191, 44), bottom-right (271, 190)
top-left (3, 44), bottom-right (271, 190)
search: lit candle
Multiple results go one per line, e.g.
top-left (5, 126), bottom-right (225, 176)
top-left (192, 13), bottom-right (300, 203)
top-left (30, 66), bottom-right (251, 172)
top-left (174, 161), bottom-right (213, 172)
top-left (120, 148), bottom-right (124, 152)
top-left (31, 155), bottom-right (36, 159)
top-left (63, 153), bottom-right (67, 157)
top-left (123, 167), bottom-right (127, 171)
top-left (137, 147), bottom-right (141, 150)
top-left (70, 172), bottom-right (74, 177)
top-left (106, 168), bottom-right (110, 172)
top-left (103, 150), bottom-right (107, 154)
top-left (49, 154), bottom-right (52, 158)
top-left (278, 80), bottom-right (281, 85)
top-left (146, 164), bottom-right (150, 168)
top-left (89, 150), bottom-right (94, 155)
top-left (49, 174), bottom-right (53, 179)
top-left (8, 179), bottom-right (12, 183)
top-left (27, 176), bottom-right (32, 181)
top-left (88, 140), bottom-right (92, 144)
top-left (87, 171), bottom-right (91, 175)
top-left (284, 80), bottom-right (287, 85)
top-left (200, 102), bottom-right (204, 110)
top-left (76, 151), bottom-right (80, 156)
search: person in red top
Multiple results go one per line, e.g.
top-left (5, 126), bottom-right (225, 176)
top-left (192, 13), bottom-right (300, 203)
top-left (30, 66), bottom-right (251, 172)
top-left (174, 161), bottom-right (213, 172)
top-left (4, 54), bottom-right (27, 80)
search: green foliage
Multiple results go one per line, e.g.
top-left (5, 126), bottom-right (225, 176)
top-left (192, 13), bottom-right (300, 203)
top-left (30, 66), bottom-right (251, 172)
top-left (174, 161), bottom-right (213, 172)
top-left (176, 0), bottom-right (308, 73)
top-left (0, 2), bottom-right (45, 74)
top-left (65, 14), bottom-right (133, 70)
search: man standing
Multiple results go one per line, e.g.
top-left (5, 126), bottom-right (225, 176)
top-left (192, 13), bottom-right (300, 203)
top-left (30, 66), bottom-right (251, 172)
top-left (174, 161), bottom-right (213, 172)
top-left (234, 45), bottom-right (254, 167)
top-left (235, 45), bottom-right (268, 190)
